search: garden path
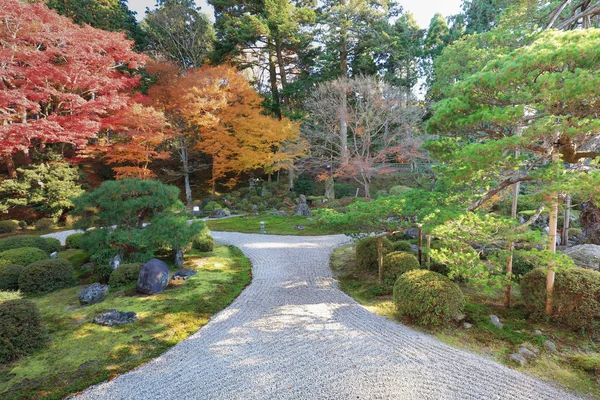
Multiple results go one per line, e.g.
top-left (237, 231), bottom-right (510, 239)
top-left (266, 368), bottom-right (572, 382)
top-left (72, 232), bottom-right (585, 400)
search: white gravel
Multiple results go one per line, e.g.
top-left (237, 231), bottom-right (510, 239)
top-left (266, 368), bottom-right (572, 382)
top-left (71, 232), bottom-right (585, 400)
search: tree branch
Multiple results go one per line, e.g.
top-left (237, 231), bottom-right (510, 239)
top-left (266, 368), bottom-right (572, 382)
top-left (556, 0), bottom-right (600, 29)
top-left (467, 174), bottom-right (534, 212)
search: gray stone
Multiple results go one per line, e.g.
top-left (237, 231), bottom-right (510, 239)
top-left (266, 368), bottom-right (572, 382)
top-left (490, 315), bottom-right (504, 329)
top-left (509, 353), bottom-right (527, 367)
top-left (174, 249), bottom-right (184, 269)
top-left (192, 206), bottom-right (201, 217)
top-left (211, 208), bottom-right (230, 218)
top-left (269, 210), bottom-right (287, 217)
top-left (252, 204), bottom-right (259, 216)
top-left (299, 194), bottom-right (307, 204)
top-left (518, 347), bottom-right (537, 361)
top-left (137, 258), bottom-right (170, 294)
top-left (544, 340), bottom-right (558, 353)
top-left (386, 217), bottom-right (400, 223)
top-left (50, 251), bottom-right (58, 259)
top-left (172, 268), bottom-right (197, 281)
top-left (562, 244), bottom-right (600, 271)
top-left (455, 313), bottom-right (466, 322)
top-left (294, 203), bottom-right (311, 217)
top-left (94, 310), bottom-right (137, 327)
top-left (111, 254), bottom-right (122, 270)
top-left (79, 283), bottom-right (109, 306)
top-left (410, 244), bottom-right (419, 253)
top-left (294, 225), bottom-right (305, 230)
top-left (463, 322), bottom-right (473, 329)
top-left (405, 227), bottom-right (420, 239)
top-left (534, 329), bottom-right (543, 336)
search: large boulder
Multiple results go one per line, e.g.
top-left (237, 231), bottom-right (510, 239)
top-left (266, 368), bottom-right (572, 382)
top-left (211, 208), bottom-right (230, 218)
top-left (562, 244), bottom-right (600, 271)
top-left (93, 310), bottom-right (137, 327)
top-left (294, 194), bottom-right (311, 217)
top-left (79, 283), bottom-right (109, 306)
top-left (136, 258), bottom-right (170, 294)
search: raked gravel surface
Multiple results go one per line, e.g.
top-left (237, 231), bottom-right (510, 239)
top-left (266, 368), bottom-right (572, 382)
top-left (71, 232), bottom-right (585, 400)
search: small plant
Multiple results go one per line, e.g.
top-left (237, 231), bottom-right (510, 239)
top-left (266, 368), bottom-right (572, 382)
top-left (0, 247), bottom-right (47, 266)
top-left (65, 232), bottom-right (84, 249)
top-left (0, 264), bottom-right (25, 291)
top-left (18, 220), bottom-right (27, 230)
top-left (34, 218), bottom-right (55, 231)
top-left (355, 236), bottom-right (393, 271)
top-left (393, 269), bottom-right (465, 327)
top-left (109, 263), bottom-right (142, 288)
top-left (0, 299), bottom-right (46, 363)
top-left (0, 220), bottom-right (18, 234)
top-left (382, 251), bottom-right (420, 285)
top-left (18, 259), bottom-right (75, 294)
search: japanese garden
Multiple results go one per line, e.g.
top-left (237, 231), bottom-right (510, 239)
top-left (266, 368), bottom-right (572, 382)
top-left (1, 0), bottom-right (600, 399)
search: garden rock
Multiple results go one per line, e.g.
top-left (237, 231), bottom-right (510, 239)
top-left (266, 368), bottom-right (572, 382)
top-left (269, 210), bottom-right (287, 217)
top-left (172, 269), bottom-right (197, 281)
top-left (518, 347), bottom-right (537, 361)
top-left (50, 251), bottom-right (58, 259)
top-left (79, 283), bottom-right (109, 306)
top-left (211, 208), bottom-right (230, 219)
top-left (463, 322), bottom-right (473, 329)
top-left (510, 353), bottom-right (527, 367)
top-left (294, 194), bottom-right (311, 217)
top-left (562, 244), bottom-right (600, 271)
top-left (544, 340), bottom-right (558, 353)
top-left (252, 205), bottom-right (259, 215)
top-left (405, 227), bottom-right (420, 239)
top-left (534, 330), bottom-right (543, 336)
top-left (111, 254), bottom-right (122, 270)
top-left (490, 315), bottom-right (504, 329)
top-left (174, 249), bottom-right (184, 269)
top-left (93, 310), bottom-right (137, 327)
top-left (137, 258), bottom-right (170, 294)
top-left (294, 225), bottom-right (305, 231)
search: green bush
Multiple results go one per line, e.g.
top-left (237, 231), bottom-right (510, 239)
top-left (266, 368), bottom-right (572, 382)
top-left (34, 218), bottom-right (55, 231)
top-left (203, 201), bottom-right (222, 212)
top-left (391, 240), bottom-right (412, 252)
top-left (0, 235), bottom-right (60, 254)
top-left (0, 299), bottom-right (46, 363)
top-left (0, 247), bottom-right (47, 266)
top-left (355, 237), bottom-right (393, 271)
top-left (18, 259), bottom-right (75, 294)
top-left (393, 269), bottom-right (465, 327)
top-left (511, 253), bottom-right (536, 280)
top-left (65, 232), bottom-right (84, 249)
top-left (0, 220), bottom-right (18, 234)
top-left (18, 221), bottom-right (27, 230)
top-left (382, 252), bottom-right (420, 285)
top-left (568, 228), bottom-right (582, 238)
top-left (334, 182), bottom-right (354, 199)
top-left (109, 263), bottom-right (142, 288)
top-left (0, 264), bottom-right (25, 291)
top-left (193, 229), bottom-right (215, 252)
top-left (388, 185), bottom-right (412, 196)
top-left (59, 250), bottom-right (91, 268)
top-left (569, 355), bottom-right (600, 373)
top-left (521, 267), bottom-right (600, 331)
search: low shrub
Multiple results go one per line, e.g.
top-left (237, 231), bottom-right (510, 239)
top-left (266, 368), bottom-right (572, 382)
top-left (568, 228), bottom-right (582, 238)
top-left (18, 259), bottom-right (75, 294)
top-left (0, 235), bottom-right (60, 254)
top-left (355, 237), bottom-right (393, 271)
top-left (203, 201), bottom-right (222, 212)
top-left (388, 185), bottom-right (412, 196)
top-left (34, 218), bottom-right (55, 231)
top-left (391, 240), bottom-right (412, 252)
top-left (65, 232), bottom-right (84, 249)
top-left (511, 253), bottom-right (536, 280)
top-left (0, 247), bottom-right (47, 266)
top-left (569, 354), bottom-right (600, 373)
top-left (0, 264), bottom-right (25, 291)
top-left (59, 250), bottom-right (91, 268)
top-left (193, 229), bottom-right (215, 252)
top-left (0, 220), bottom-right (18, 234)
top-left (393, 269), bottom-right (465, 327)
top-left (18, 220), bottom-right (27, 230)
top-left (109, 263), bottom-right (142, 288)
top-left (521, 267), bottom-right (600, 331)
top-left (382, 252), bottom-right (420, 285)
top-left (0, 299), bottom-right (46, 363)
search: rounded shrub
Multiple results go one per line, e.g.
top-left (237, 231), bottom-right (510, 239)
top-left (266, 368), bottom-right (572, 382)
top-left (0, 220), bottom-right (18, 234)
top-left (391, 240), bottom-right (412, 252)
top-left (65, 232), bottom-right (84, 249)
top-left (382, 252), bottom-right (420, 285)
top-left (109, 263), bottom-right (142, 288)
top-left (0, 236), bottom-right (60, 254)
top-left (521, 267), bottom-right (600, 331)
top-left (393, 269), bottom-right (465, 327)
top-left (0, 299), bottom-right (46, 363)
top-left (0, 264), bottom-right (25, 291)
top-left (193, 234), bottom-right (215, 252)
top-left (0, 247), bottom-right (47, 266)
top-left (34, 218), bottom-right (55, 231)
top-left (355, 237), bottom-right (393, 271)
top-left (203, 201), bottom-right (221, 212)
top-left (19, 259), bottom-right (75, 294)
top-left (388, 185), bottom-right (411, 196)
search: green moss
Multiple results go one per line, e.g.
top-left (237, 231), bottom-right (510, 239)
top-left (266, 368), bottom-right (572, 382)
top-left (206, 215), bottom-right (338, 236)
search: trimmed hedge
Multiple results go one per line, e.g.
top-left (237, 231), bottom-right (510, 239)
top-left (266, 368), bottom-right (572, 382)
top-left (0, 247), bottom-right (47, 266)
top-left (393, 269), bottom-right (465, 327)
top-left (109, 263), bottom-right (142, 288)
top-left (0, 299), bottom-right (46, 363)
top-left (18, 259), bottom-right (75, 294)
top-left (0, 264), bottom-right (25, 291)
top-left (0, 220), bottom-right (18, 234)
top-left (65, 232), bottom-right (84, 249)
top-left (0, 235), bottom-right (61, 254)
top-left (382, 252), bottom-right (420, 285)
top-left (521, 267), bottom-right (600, 331)
top-left (391, 240), bottom-right (412, 252)
top-left (355, 237), bottom-right (393, 270)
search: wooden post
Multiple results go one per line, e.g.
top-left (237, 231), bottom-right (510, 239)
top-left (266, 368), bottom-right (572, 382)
top-left (546, 192), bottom-right (559, 315)
top-left (377, 236), bottom-right (384, 284)
top-left (426, 234), bottom-right (431, 269)
top-left (562, 194), bottom-right (571, 245)
top-left (417, 227), bottom-right (423, 266)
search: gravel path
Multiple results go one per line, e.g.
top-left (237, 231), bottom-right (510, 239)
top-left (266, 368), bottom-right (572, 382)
top-left (72, 232), bottom-right (584, 400)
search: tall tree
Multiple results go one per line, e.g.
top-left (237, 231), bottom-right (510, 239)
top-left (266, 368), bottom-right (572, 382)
top-left (460, 0), bottom-right (510, 34)
top-left (0, 0), bottom-right (145, 178)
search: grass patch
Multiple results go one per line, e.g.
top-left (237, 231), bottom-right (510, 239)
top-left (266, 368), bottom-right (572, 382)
top-left (330, 243), bottom-right (600, 398)
top-left (206, 214), bottom-right (338, 236)
top-left (0, 244), bottom-right (251, 400)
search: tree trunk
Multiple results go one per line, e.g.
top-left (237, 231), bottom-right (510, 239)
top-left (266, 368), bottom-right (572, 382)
top-left (505, 178), bottom-right (520, 308)
top-left (426, 234), bottom-right (431, 269)
top-left (211, 162), bottom-right (217, 197)
top-left (580, 201), bottom-right (600, 244)
top-left (179, 136), bottom-right (192, 206)
top-left (324, 176), bottom-right (335, 200)
top-left (268, 39), bottom-right (282, 120)
top-left (562, 194), bottom-right (571, 245)
top-left (363, 181), bottom-right (370, 199)
top-left (288, 167), bottom-right (294, 191)
top-left (546, 192), bottom-right (559, 315)
top-left (339, 85), bottom-right (349, 164)
top-left (275, 36), bottom-right (288, 107)
top-left (377, 236), bottom-right (384, 284)
top-left (418, 227), bottom-right (423, 266)
top-left (3, 154), bottom-right (17, 178)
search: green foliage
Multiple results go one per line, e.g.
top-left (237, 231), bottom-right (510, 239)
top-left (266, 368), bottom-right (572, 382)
top-left (0, 264), bottom-right (24, 291)
top-left (382, 251), bottom-right (420, 285)
top-left (0, 235), bottom-right (61, 254)
top-left (108, 263), bottom-right (142, 288)
top-left (569, 355), bottom-right (600, 373)
top-left (333, 182), bottom-right (354, 198)
top-left (522, 268), bottom-right (600, 331)
top-left (144, 214), bottom-right (204, 252)
top-left (65, 232), bottom-right (84, 249)
top-left (0, 299), bottom-right (45, 363)
top-left (294, 173), bottom-right (315, 196)
top-left (355, 236), bottom-right (393, 271)
top-left (203, 201), bottom-right (222, 212)
top-left (0, 247), bottom-right (47, 266)
top-left (192, 228), bottom-right (215, 252)
top-left (34, 218), bottom-right (56, 231)
top-left (18, 259), bottom-right (75, 294)
top-left (511, 252), bottom-right (536, 280)
top-left (0, 162), bottom-right (83, 219)
top-left (58, 250), bottom-right (91, 269)
top-left (388, 185), bottom-right (411, 196)
top-left (391, 240), bottom-right (412, 252)
top-left (0, 220), bottom-right (18, 234)
top-left (568, 228), bottom-right (582, 238)
top-left (393, 269), bottom-right (465, 327)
